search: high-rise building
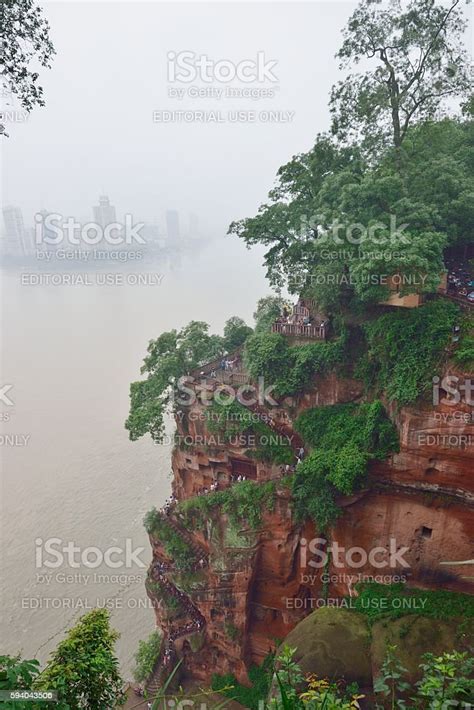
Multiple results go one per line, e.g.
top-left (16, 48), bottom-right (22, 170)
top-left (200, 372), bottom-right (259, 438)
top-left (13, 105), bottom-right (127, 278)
top-left (93, 195), bottom-right (117, 228)
top-left (166, 210), bottom-right (180, 244)
top-left (140, 223), bottom-right (163, 250)
top-left (2, 205), bottom-right (29, 256)
top-left (189, 212), bottom-right (199, 239)
top-left (35, 209), bottom-right (58, 250)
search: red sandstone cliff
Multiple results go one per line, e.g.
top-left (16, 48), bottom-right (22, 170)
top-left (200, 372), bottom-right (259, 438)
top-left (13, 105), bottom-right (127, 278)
top-left (146, 369), bottom-right (473, 685)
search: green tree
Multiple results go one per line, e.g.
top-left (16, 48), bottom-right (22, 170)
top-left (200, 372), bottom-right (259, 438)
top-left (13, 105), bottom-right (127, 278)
top-left (1, 0), bottom-right (55, 136)
top-left (244, 332), bottom-right (292, 389)
top-left (330, 0), bottom-right (471, 163)
top-left (228, 0), bottom-right (472, 311)
top-left (37, 609), bottom-right (125, 709)
top-left (125, 320), bottom-right (224, 441)
top-left (0, 656), bottom-right (45, 709)
top-left (228, 136), bottom-right (361, 294)
top-left (223, 316), bottom-right (253, 351)
top-left (132, 631), bottom-right (162, 684)
top-left (416, 651), bottom-right (474, 708)
top-left (253, 295), bottom-right (286, 333)
top-left (373, 645), bottom-right (411, 709)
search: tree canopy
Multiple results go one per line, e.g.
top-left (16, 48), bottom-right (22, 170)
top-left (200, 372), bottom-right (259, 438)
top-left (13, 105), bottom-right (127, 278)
top-left (1, 610), bottom-right (124, 710)
top-left (125, 316), bottom-right (253, 441)
top-left (253, 295), bottom-right (287, 333)
top-left (229, 0), bottom-right (472, 313)
top-left (330, 0), bottom-right (471, 161)
top-left (1, 0), bottom-right (55, 134)
top-left (229, 116), bottom-right (473, 313)
top-left (37, 609), bottom-right (124, 709)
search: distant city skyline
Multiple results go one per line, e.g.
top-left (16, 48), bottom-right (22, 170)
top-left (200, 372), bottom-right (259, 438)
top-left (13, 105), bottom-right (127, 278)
top-left (1, 195), bottom-right (203, 257)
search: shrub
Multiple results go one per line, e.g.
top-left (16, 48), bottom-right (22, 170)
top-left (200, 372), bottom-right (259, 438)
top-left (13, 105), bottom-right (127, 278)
top-left (211, 652), bottom-right (274, 709)
top-left (179, 480), bottom-right (276, 530)
top-left (132, 631), bottom-right (162, 684)
top-left (358, 299), bottom-right (459, 406)
top-left (292, 402), bottom-right (399, 528)
top-left (352, 582), bottom-right (474, 623)
top-left (453, 313), bottom-right (474, 369)
top-left (244, 331), bottom-right (348, 397)
top-left (143, 508), bottom-right (198, 571)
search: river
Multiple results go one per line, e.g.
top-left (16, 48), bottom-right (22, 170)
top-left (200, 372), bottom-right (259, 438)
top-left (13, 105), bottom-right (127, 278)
top-left (0, 236), bottom-right (268, 677)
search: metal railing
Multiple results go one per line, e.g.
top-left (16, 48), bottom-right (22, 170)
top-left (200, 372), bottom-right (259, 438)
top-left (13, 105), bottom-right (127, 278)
top-left (188, 346), bottom-right (244, 379)
top-left (271, 322), bottom-right (327, 339)
top-left (293, 305), bottom-right (310, 317)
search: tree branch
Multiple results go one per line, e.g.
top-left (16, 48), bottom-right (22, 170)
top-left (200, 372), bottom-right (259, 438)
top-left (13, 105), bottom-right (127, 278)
top-left (401, 0), bottom-right (462, 99)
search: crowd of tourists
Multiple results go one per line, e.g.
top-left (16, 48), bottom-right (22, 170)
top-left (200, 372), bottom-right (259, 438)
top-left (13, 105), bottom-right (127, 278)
top-left (446, 256), bottom-right (474, 303)
top-left (161, 494), bottom-right (177, 516)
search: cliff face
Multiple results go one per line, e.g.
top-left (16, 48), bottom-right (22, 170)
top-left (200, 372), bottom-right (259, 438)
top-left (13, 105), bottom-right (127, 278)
top-left (147, 370), bottom-right (473, 685)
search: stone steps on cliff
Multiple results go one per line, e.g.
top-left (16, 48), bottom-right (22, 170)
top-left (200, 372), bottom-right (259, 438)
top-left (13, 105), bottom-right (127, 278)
top-left (161, 511), bottom-right (209, 562)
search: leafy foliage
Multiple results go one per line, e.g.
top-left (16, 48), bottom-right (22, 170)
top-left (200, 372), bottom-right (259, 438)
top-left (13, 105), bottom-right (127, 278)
top-left (292, 402), bottom-right (399, 528)
top-left (416, 651), bottom-right (474, 708)
top-left (352, 582), bottom-right (474, 623)
top-left (357, 299), bottom-right (459, 405)
top-left (211, 652), bottom-right (275, 709)
top-left (223, 644), bottom-right (473, 709)
top-left (374, 646), bottom-right (474, 709)
top-left (299, 675), bottom-right (364, 709)
top-left (144, 508), bottom-right (198, 571)
top-left (253, 296), bottom-right (287, 334)
top-left (179, 479), bottom-right (277, 530)
top-left (229, 112), bottom-right (473, 311)
top-left (453, 313), bottom-right (474, 369)
top-left (1, 0), bottom-right (55, 120)
top-left (268, 646), bottom-right (364, 709)
top-left (205, 400), bottom-right (294, 464)
top-left (330, 0), bottom-right (471, 159)
top-left (373, 645), bottom-right (411, 708)
top-left (244, 331), bottom-right (348, 397)
top-left (132, 631), bottom-right (162, 684)
top-left (223, 316), bottom-right (253, 350)
top-left (126, 318), bottom-right (250, 441)
top-left (36, 609), bottom-right (124, 709)
top-left (0, 656), bottom-right (44, 709)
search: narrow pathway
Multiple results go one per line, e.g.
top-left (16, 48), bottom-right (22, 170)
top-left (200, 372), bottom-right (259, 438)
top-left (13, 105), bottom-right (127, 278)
top-left (158, 509), bottom-right (209, 563)
top-left (144, 560), bottom-right (206, 696)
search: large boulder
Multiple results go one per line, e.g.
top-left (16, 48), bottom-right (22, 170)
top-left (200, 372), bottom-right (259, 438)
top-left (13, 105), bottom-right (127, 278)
top-left (279, 606), bottom-right (372, 687)
top-left (370, 615), bottom-right (474, 681)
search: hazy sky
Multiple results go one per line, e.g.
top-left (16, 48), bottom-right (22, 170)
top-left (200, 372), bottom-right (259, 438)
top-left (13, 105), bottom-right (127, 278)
top-left (3, 1), bottom-right (360, 233)
top-left (3, 1), bottom-right (472, 235)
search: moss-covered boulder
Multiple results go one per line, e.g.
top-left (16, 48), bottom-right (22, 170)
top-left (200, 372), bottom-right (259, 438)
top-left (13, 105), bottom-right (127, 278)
top-left (371, 615), bottom-right (473, 681)
top-left (280, 607), bottom-right (372, 686)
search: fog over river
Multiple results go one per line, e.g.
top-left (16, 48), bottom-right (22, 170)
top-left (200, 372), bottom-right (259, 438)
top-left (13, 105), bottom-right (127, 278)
top-left (0, 238), bottom-right (268, 677)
